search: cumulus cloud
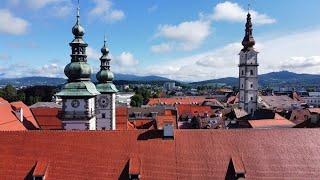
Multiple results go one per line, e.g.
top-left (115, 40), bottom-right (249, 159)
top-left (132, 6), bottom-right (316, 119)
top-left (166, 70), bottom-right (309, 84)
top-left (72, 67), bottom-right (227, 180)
top-left (150, 43), bottom-right (173, 53)
top-left (87, 47), bottom-right (101, 61)
top-left (25, 0), bottom-right (65, 9)
top-left (153, 20), bottom-right (211, 52)
top-left (89, 0), bottom-right (125, 23)
top-left (0, 9), bottom-right (29, 35)
top-left (212, 1), bottom-right (276, 25)
top-left (115, 52), bottom-right (139, 66)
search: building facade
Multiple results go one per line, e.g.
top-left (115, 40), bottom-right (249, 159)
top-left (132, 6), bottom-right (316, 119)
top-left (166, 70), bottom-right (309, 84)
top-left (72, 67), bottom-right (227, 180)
top-left (95, 37), bottom-right (118, 130)
top-left (239, 12), bottom-right (259, 114)
top-left (55, 3), bottom-right (100, 130)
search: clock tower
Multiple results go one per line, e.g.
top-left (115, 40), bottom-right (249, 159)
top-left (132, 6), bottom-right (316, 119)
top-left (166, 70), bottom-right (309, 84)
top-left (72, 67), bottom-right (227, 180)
top-left (95, 37), bottom-right (118, 130)
top-left (56, 1), bottom-right (100, 130)
top-left (238, 12), bottom-right (259, 114)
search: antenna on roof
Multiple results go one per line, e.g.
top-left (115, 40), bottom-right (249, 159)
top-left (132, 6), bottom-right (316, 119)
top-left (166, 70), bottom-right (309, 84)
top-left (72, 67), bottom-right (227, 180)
top-left (247, 1), bottom-right (251, 14)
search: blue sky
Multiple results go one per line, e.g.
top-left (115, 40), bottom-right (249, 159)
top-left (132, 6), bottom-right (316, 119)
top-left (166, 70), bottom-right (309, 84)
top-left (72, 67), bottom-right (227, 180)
top-left (0, 0), bottom-right (320, 81)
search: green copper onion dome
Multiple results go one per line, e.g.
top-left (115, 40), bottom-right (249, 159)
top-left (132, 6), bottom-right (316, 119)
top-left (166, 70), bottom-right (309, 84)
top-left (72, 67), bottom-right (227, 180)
top-left (56, 1), bottom-right (99, 97)
top-left (64, 2), bottom-right (91, 82)
top-left (96, 36), bottom-right (118, 93)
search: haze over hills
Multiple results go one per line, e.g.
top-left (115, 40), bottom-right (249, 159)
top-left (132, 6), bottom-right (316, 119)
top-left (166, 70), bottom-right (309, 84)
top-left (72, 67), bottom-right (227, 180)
top-left (0, 73), bottom-right (172, 87)
top-left (0, 71), bottom-right (319, 87)
top-left (192, 71), bottom-right (320, 87)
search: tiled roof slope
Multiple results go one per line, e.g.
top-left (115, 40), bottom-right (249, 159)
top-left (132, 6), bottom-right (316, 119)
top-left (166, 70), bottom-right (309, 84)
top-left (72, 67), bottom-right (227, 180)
top-left (30, 107), bottom-right (62, 130)
top-left (147, 96), bottom-right (218, 106)
top-left (0, 129), bottom-right (320, 179)
top-left (11, 101), bottom-right (39, 130)
top-left (0, 101), bottom-right (26, 131)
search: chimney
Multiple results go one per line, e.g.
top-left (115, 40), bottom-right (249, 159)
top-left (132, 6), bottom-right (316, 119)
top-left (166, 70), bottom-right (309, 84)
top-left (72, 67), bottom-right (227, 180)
top-left (14, 108), bottom-right (23, 122)
top-left (163, 122), bottom-right (174, 139)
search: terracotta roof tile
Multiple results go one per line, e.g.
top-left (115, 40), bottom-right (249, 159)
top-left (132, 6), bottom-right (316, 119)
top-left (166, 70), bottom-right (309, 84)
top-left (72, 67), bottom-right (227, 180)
top-left (309, 108), bottom-right (320, 114)
top-left (11, 101), bottom-right (39, 129)
top-left (0, 129), bottom-right (320, 179)
top-left (249, 119), bottom-right (296, 128)
top-left (116, 106), bottom-right (128, 130)
top-left (30, 107), bottom-right (62, 130)
top-left (0, 101), bottom-right (26, 131)
top-left (147, 96), bottom-right (218, 106)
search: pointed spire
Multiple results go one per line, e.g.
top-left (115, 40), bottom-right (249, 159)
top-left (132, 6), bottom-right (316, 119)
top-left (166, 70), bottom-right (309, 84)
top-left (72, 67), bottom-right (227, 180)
top-left (72, 0), bottom-right (84, 37)
top-left (241, 4), bottom-right (255, 51)
top-left (97, 36), bottom-right (114, 83)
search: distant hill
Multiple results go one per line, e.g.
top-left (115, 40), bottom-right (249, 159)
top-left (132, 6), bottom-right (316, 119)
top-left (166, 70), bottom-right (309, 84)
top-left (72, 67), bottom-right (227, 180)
top-left (192, 71), bottom-right (320, 87)
top-left (1, 71), bottom-right (319, 88)
top-left (0, 74), bottom-right (172, 87)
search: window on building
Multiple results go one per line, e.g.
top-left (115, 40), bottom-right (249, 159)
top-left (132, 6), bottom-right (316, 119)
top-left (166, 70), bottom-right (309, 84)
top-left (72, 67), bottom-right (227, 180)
top-left (34, 176), bottom-right (44, 180)
top-left (250, 70), bottom-right (254, 75)
top-left (102, 127), bottom-right (106, 130)
top-left (250, 84), bottom-right (253, 88)
top-left (242, 84), bottom-right (244, 88)
top-left (250, 97), bottom-right (253, 101)
top-left (241, 70), bottom-right (244, 75)
top-left (102, 113), bottom-right (106, 118)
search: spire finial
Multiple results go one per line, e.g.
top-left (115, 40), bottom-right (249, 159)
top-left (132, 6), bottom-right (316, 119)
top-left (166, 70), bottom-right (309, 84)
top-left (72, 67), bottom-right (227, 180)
top-left (104, 34), bottom-right (107, 47)
top-left (241, 3), bottom-right (255, 51)
top-left (76, 0), bottom-right (80, 23)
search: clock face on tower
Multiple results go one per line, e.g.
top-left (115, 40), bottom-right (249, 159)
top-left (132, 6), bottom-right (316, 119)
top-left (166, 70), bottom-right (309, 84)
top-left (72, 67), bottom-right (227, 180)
top-left (71, 99), bottom-right (80, 108)
top-left (98, 96), bottom-right (109, 108)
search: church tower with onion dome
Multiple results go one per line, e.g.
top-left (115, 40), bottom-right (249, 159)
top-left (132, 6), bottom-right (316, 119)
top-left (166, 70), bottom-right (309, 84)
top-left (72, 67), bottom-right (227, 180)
top-left (238, 11), bottom-right (259, 114)
top-left (56, 1), bottom-right (100, 130)
top-left (95, 36), bottom-right (118, 130)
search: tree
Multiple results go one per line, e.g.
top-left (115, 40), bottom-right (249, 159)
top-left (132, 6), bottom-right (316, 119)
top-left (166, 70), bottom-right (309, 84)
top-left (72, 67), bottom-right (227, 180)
top-left (130, 94), bottom-right (144, 107)
top-left (2, 84), bottom-right (17, 102)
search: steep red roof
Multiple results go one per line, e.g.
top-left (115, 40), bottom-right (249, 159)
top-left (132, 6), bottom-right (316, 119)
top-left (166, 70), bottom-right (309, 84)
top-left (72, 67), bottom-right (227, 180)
top-left (0, 101), bottom-right (26, 131)
top-left (10, 101), bottom-right (39, 129)
top-left (177, 104), bottom-right (212, 118)
top-left (249, 119), bottom-right (296, 129)
top-left (0, 129), bottom-right (320, 179)
top-left (147, 96), bottom-right (217, 106)
top-left (116, 106), bottom-right (128, 130)
top-left (309, 108), bottom-right (320, 114)
top-left (30, 107), bottom-right (62, 130)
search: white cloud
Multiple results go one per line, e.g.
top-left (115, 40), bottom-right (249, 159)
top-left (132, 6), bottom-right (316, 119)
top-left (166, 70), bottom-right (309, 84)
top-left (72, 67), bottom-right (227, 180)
top-left (154, 20), bottom-right (211, 51)
top-left (87, 47), bottom-right (101, 61)
top-left (212, 1), bottom-right (276, 25)
top-left (30, 63), bottom-right (64, 77)
top-left (51, 2), bottom-right (72, 18)
top-left (150, 43), bottom-right (173, 53)
top-left (115, 52), bottom-right (139, 66)
top-left (0, 9), bottom-right (29, 35)
top-left (128, 28), bottom-right (320, 81)
top-left (89, 0), bottom-right (125, 23)
top-left (25, 0), bottom-right (64, 9)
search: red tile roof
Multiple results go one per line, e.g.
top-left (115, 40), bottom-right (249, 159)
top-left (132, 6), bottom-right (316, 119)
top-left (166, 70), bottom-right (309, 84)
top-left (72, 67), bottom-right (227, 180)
top-left (309, 108), bottom-right (320, 114)
top-left (147, 96), bottom-right (218, 106)
top-left (0, 129), bottom-right (320, 179)
top-left (116, 106), bottom-right (128, 130)
top-left (0, 101), bottom-right (26, 131)
top-left (11, 101), bottom-right (39, 129)
top-left (177, 104), bottom-right (212, 118)
top-left (30, 107), bottom-right (62, 130)
top-left (249, 119), bottom-right (296, 129)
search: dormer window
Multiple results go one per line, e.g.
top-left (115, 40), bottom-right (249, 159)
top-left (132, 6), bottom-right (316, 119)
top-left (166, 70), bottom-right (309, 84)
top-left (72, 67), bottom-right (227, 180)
top-left (129, 157), bottom-right (141, 180)
top-left (32, 160), bottom-right (48, 180)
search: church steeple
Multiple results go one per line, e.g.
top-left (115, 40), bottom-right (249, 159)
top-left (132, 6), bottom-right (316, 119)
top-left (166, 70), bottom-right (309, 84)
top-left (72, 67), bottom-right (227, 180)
top-left (96, 36), bottom-right (115, 83)
top-left (64, 0), bottom-right (91, 82)
top-left (241, 12), bottom-right (255, 51)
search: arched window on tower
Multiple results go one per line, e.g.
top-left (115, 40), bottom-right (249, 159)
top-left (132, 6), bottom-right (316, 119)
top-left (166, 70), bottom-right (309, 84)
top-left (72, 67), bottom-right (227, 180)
top-left (250, 70), bottom-right (254, 76)
top-left (241, 70), bottom-right (244, 76)
top-left (250, 84), bottom-right (253, 88)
